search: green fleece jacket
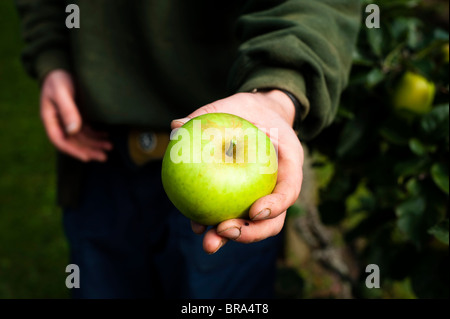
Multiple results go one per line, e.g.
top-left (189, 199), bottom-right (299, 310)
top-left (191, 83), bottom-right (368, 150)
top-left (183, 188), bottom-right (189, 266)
top-left (16, 0), bottom-right (361, 141)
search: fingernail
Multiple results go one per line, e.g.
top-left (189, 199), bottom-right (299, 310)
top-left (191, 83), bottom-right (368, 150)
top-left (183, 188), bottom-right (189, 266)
top-left (172, 118), bottom-right (189, 126)
top-left (66, 122), bottom-right (78, 134)
top-left (209, 238), bottom-right (227, 255)
top-left (217, 226), bottom-right (241, 240)
top-left (252, 208), bottom-right (271, 221)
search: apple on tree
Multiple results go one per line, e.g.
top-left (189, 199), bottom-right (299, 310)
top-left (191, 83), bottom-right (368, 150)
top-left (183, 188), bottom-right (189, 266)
top-left (391, 71), bottom-right (436, 115)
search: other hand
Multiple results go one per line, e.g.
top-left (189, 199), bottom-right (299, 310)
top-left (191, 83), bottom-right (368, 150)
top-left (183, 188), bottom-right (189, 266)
top-left (40, 70), bottom-right (112, 162)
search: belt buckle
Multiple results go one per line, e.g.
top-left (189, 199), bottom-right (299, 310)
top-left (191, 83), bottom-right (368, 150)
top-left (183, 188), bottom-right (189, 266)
top-left (138, 132), bottom-right (157, 152)
top-left (128, 130), bottom-right (170, 166)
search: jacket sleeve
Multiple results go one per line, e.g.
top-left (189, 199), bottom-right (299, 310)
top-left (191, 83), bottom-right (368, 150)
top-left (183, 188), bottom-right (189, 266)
top-left (15, 0), bottom-right (71, 83)
top-left (228, 0), bottom-right (362, 140)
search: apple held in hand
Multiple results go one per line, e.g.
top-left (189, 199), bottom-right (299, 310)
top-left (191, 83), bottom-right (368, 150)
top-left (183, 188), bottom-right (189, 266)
top-left (161, 113), bottom-right (278, 226)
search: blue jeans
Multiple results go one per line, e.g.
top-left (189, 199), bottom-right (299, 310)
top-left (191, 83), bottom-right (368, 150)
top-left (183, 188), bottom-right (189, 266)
top-left (63, 152), bottom-right (282, 298)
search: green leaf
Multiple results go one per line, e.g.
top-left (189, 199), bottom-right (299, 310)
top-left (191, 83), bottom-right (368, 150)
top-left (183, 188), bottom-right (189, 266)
top-left (379, 117), bottom-right (412, 146)
top-left (405, 19), bottom-right (423, 49)
top-left (430, 163), bottom-right (449, 194)
top-left (433, 28), bottom-right (450, 41)
top-left (379, 126), bottom-right (409, 145)
top-left (410, 60), bottom-right (434, 79)
top-left (408, 138), bottom-right (427, 156)
top-left (428, 219), bottom-right (449, 245)
top-left (367, 27), bottom-right (384, 57)
top-left (395, 196), bottom-right (426, 246)
top-left (405, 178), bottom-right (421, 196)
top-left (390, 17), bottom-right (422, 48)
top-left (394, 158), bottom-right (429, 178)
top-left (372, 0), bottom-right (420, 10)
top-left (408, 138), bottom-right (436, 156)
top-left (366, 68), bottom-right (385, 88)
top-left (382, 44), bottom-right (404, 71)
top-left (336, 119), bottom-right (365, 158)
top-left (420, 104), bottom-right (449, 138)
top-left (352, 49), bottom-right (375, 66)
top-left (336, 106), bottom-right (355, 120)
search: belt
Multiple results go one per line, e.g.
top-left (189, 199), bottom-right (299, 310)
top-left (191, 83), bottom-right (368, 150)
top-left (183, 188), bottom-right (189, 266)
top-left (127, 130), bottom-right (171, 166)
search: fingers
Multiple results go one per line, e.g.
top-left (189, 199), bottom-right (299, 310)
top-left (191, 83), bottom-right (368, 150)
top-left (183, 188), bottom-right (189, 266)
top-left (250, 133), bottom-right (303, 222)
top-left (66, 141), bottom-right (108, 162)
top-left (203, 230), bottom-right (229, 254)
top-left (41, 96), bottom-right (112, 162)
top-left (40, 95), bottom-right (63, 143)
top-left (170, 92), bottom-right (290, 131)
top-left (40, 95), bottom-right (78, 157)
top-left (249, 174), bottom-right (301, 221)
top-left (52, 84), bottom-right (82, 135)
top-left (191, 220), bottom-right (206, 234)
top-left (76, 129), bottom-right (113, 151)
top-left (170, 100), bottom-right (224, 130)
top-left (201, 212), bottom-right (287, 254)
top-left (71, 133), bottom-right (111, 162)
top-left (218, 212), bottom-right (286, 243)
top-left (42, 70), bottom-right (81, 135)
top-left (171, 118), bottom-right (189, 130)
top-left (190, 221), bottom-right (228, 254)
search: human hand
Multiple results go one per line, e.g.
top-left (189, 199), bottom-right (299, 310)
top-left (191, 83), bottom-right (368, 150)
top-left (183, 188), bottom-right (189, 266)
top-left (171, 90), bottom-right (304, 254)
top-left (40, 70), bottom-right (113, 162)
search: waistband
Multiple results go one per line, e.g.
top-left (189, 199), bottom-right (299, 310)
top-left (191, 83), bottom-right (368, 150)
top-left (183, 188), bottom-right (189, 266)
top-left (110, 128), bottom-right (171, 170)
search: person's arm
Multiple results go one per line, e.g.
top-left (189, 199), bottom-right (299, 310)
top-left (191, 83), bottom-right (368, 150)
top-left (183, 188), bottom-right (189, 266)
top-left (15, 0), bottom-right (112, 162)
top-left (173, 0), bottom-right (362, 254)
top-left (15, 0), bottom-right (71, 82)
top-left (229, 0), bottom-right (362, 140)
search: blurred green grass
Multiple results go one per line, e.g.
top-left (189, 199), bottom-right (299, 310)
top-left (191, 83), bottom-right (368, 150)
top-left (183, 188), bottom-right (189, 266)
top-left (0, 0), bottom-right (69, 298)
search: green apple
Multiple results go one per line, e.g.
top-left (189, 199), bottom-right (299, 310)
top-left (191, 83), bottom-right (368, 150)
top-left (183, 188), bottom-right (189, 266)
top-left (391, 71), bottom-right (436, 115)
top-left (161, 113), bottom-right (278, 226)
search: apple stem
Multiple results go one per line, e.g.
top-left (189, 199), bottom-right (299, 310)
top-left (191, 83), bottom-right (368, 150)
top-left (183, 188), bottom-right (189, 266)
top-left (226, 140), bottom-right (235, 157)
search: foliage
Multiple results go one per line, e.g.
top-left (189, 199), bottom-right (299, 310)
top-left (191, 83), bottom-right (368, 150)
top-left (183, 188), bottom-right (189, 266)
top-left (308, 0), bottom-right (449, 298)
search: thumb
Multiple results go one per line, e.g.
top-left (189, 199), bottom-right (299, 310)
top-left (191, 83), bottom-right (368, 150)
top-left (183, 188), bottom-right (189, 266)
top-left (170, 117), bottom-right (190, 130)
top-left (170, 102), bottom-right (222, 130)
